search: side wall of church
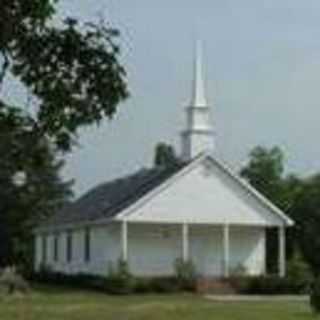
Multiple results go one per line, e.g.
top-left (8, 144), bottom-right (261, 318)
top-left (34, 222), bottom-right (121, 276)
top-left (34, 223), bottom-right (265, 277)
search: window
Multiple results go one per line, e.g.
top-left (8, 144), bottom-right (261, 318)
top-left (42, 235), bottom-right (47, 264)
top-left (54, 234), bottom-right (59, 262)
top-left (84, 227), bottom-right (91, 263)
top-left (66, 231), bottom-right (73, 263)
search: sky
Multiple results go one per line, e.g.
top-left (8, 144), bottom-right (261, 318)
top-left (6, 1), bottom-right (320, 196)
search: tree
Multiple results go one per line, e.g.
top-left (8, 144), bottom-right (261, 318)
top-left (291, 174), bottom-right (320, 275)
top-left (241, 145), bottom-right (320, 276)
top-left (154, 143), bottom-right (181, 170)
top-left (0, 0), bottom-right (128, 151)
top-left (0, 1), bottom-right (128, 268)
top-left (240, 146), bottom-right (285, 207)
top-left (240, 146), bottom-right (300, 273)
top-left (311, 277), bottom-right (320, 314)
top-left (0, 105), bottom-right (72, 269)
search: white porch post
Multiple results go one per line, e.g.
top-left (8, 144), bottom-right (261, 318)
top-left (278, 226), bottom-right (286, 277)
top-left (223, 224), bottom-right (230, 278)
top-left (121, 220), bottom-right (128, 262)
top-left (182, 223), bottom-right (189, 262)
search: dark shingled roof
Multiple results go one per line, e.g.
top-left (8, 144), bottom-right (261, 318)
top-left (43, 164), bottom-right (186, 228)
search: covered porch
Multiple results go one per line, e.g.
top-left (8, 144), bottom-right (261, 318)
top-left (118, 221), bottom-right (286, 278)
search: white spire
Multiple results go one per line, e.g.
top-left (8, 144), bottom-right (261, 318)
top-left (190, 40), bottom-right (207, 107)
top-left (181, 39), bottom-right (214, 161)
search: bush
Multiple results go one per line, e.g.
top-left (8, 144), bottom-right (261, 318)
top-left (286, 250), bottom-right (313, 294)
top-left (231, 275), bottom-right (309, 295)
top-left (105, 259), bottom-right (135, 294)
top-left (0, 267), bottom-right (30, 294)
top-left (131, 276), bottom-right (194, 294)
top-left (134, 278), bottom-right (154, 293)
top-left (32, 259), bottom-right (197, 295)
top-left (228, 272), bottom-right (311, 295)
top-left (150, 277), bottom-right (181, 293)
top-left (310, 277), bottom-right (320, 314)
top-left (32, 270), bottom-right (107, 291)
top-left (246, 276), bottom-right (291, 294)
top-left (230, 264), bottom-right (247, 277)
top-left (174, 258), bottom-right (196, 290)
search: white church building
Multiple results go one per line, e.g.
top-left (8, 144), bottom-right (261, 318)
top-left (34, 43), bottom-right (293, 278)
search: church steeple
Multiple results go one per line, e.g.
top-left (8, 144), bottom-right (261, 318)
top-left (191, 40), bottom-right (207, 107)
top-left (181, 40), bottom-right (215, 161)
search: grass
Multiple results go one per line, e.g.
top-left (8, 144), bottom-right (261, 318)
top-left (0, 285), bottom-right (315, 320)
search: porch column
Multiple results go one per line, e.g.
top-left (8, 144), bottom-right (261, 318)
top-left (121, 220), bottom-right (128, 262)
top-left (182, 223), bottom-right (189, 262)
top-left (278, 226), bottom-right (286, 277)
top-left (223, 224), bottom-right (230, 277)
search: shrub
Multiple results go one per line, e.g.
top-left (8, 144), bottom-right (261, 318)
top-left (174, 258), bottom-right (196, 290)
top-left (149, 277), bottom-right (181, 293)
top-left (36, 263), bottom-right (54, 282)
top-left (310, 277), bottom-right (320, 314)
top-left (0, 267), bottom-right (30, 294)
top-left (32, 270), bottom-right (105, 291)
top-left (234, 275), bottom-right (309, 295)
top-left (286, 250), bottom-right (313, 294)
top-left (230, 263), bottom-right (247, 277)
top-left (105, 259), bottom-right (135, 294)
top-left (246, 276), bottom-right (288, 294)
top-left (229, 273), bottom-right (313, 295)
top-left (32, 259), bottom-right (198, 294)
top-left (134, 278), bottom-right (154, 293)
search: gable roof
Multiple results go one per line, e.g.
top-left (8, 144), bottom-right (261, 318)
top-left (115, 153), bottom-right (294, 226)
top-left (207, 155), bottom-right (294, 226)
top-left (36, 153), bottom-right (293, 232)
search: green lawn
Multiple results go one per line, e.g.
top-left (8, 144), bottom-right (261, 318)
top-left (0, 285), bottom-right (315, 320)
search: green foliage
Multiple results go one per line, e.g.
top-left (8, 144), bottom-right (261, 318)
top-left (0, 0), bottom-right (127, 271)
top-left (230, 275), bottom-right (309, 295)
top-left (31, 270), bottom-right (108, 292)
top-left (0, 106), bottom-right (72, 268)
top-left (108, 259), bottom-right (132, 279)
top-left (105, 260), bottom-right (135, 294)
top-left (33, 263), bottom-right (196, 295)
top-left (240, 145), bottom-right (320, 277)
top-left (230, 263), bottom-right (247, 277)
top-left (286, 250), bottom-right (313, 293)
top-left (240, 146), bottom-right (306, 273)
top-left (240, 146), bottom-right (285, 206)
top-left (291, 174), bottom-right (320, 275)
top-left (174, 258), bottom-right (196, 289)
top-left (1, 0), bottom-right (128, 151)
top-left (0, 267), bottom-right (30, 294)
top-left (154, 143), bottom-right (182, 169)
top-left (310, 277), bottom-right (320, 314)
top-left (148, 277), bottom-right (181, 293)
top-left (132, 277), bottom-right (181, 293)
